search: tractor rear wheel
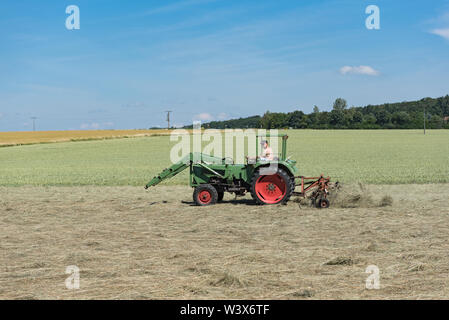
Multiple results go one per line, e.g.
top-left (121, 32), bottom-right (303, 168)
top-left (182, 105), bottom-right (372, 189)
top-left (250, 168), bottom-right (293, 205)
top-left (193, 184), bottom-right (218, 206)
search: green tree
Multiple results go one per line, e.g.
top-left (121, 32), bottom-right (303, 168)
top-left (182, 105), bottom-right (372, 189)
top-left (391, 111), bottom-right (410, 126)
top-left (318, 112), bottom-right (330, 128)
top-left (330, 110), bottom-right (345, 127)
top-left (185, 94), bottom-right (449, 130)
top-left (363, 114), bottom-right (377, 126)
top-left (299, 114), bottom-right (311, 128)
top-left (353, 111), bottom-right (363, 123)
top-left (430, 115), bottom-right (443, 129)
top-left (287, 111), bottom-right (305, 128)
top-left (333, 98), bottom-right (347, 111)
top-left (271, 113), bottom-right (288, 128)
top-left (260, 111), bottom-right (272, 129)
top-left (343, 109), bottom-right (354, 127)
top-left (375, 109), bottom-right (390, 125)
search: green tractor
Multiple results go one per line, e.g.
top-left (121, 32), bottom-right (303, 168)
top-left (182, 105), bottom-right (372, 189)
top-left (145, 134), bottom-right (333, 208)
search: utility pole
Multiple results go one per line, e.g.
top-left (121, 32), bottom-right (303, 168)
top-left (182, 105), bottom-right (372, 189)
top-left (31, 117), bottom-right (37, 131)
top-left (423, 106), bottom-right (426, 135)
top-left (165, 111), bottom-right (172, 129)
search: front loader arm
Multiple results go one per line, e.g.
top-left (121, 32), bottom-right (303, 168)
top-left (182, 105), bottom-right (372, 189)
top-left (145, 154), bottom-right (192, 189)
top-left (144, 152), bottom-right (228, 189)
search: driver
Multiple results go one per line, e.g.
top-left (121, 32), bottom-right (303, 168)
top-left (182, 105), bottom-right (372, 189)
top-left (259, 140), bottom-right (274, 161)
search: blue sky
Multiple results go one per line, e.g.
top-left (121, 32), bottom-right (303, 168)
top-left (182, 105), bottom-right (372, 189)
top-left (0, 0), bottom-right (448, 131)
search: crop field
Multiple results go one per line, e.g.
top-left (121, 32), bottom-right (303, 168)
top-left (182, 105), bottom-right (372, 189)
top-left (0, 129), bottom-right (171, 147)
top-left (0, 130), bottom-right (448, 186)
top-left (1, 129), bottom-right (449, 300)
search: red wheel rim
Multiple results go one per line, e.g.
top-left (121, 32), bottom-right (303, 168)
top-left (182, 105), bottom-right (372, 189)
top-left (255, 174), bottom-right (287, 204)
top-left (198, 190), bottom-right (212, 204)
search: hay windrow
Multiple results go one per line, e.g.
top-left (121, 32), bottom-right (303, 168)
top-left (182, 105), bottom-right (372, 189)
top-left (379, 195), bottom-right (394, 207)
top-left (291, 289), bottom-right (314, 298)
top-left (211, 272), bottom-right (246, 287)
top-left (328, 183), bottom-right (393, 208)
top-left (324, 257), bottom-right (356, 266)
top-left (293, 183), bottom-right (393, 208)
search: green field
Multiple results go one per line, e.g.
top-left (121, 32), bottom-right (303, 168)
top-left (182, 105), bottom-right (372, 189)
top-left (1, 130), bottom-right (448, 186)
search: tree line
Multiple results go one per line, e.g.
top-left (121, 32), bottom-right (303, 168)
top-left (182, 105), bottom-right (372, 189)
top-left (186, 95), bottom-right (449, 129)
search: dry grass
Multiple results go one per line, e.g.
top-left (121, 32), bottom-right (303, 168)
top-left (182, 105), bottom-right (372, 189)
top-left (0, 129), bottom-right (172, 147)
top-left (1, 184), bottom-right (449, 299)
top-left (328, 183), bottom-right (394, 208)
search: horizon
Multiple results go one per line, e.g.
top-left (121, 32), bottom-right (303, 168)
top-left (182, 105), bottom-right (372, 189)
top-left (1, 93), bottom-right (448, 132)
top-left (1, 0), bottom-right (449, 131)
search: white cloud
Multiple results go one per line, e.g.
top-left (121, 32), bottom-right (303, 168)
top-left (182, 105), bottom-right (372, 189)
top-left (430, 28), bottom-right (449, 40)
top-left (339, 65), bottom-right (380, 76)
top-left (80, 122), bottom-right (114, 130)
top-left (103, 122), bottom-right (114, 127)
top-left (194, 113), bottom-right (214, 121)
top-left (217, 112), bottom-right (227, 120)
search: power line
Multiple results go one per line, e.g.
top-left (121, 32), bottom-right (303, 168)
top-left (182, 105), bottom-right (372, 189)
top-left (165, 111), bottom-right (172, 129)
top-left (30, 117), bottom-right (37, 131)
top-left (423, 105), bottom-right (426, 135)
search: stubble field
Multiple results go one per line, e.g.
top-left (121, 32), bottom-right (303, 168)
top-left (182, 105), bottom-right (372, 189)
top-left (0, 129), bottom-right (171, 147)
top-left (1, 184), bottom-right (449, 299)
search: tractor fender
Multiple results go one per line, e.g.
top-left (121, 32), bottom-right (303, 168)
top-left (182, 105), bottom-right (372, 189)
top-left (253, 162), bottom-right (297, 178)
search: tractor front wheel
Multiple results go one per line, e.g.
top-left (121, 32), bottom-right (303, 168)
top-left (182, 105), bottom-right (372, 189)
top-left (250, 168), bottom-right (294, 205)
top-left (193, 184), bottom-right (218, 206)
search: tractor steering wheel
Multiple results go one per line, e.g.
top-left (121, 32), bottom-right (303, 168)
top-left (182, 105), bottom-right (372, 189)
top-left (223, 157), bottom-right (234, 164)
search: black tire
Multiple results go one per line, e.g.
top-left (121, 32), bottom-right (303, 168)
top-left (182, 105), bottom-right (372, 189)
top-left (250, 167), bottom-right (294, 205)
top-left (316, 198), bottom-right (330, 209)
top-left (193, 184), bottom-right (218, 206)
top-left (289, 175), bottom-right (296, 203)
top-left (217, 189), bottom-right (225, 202)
